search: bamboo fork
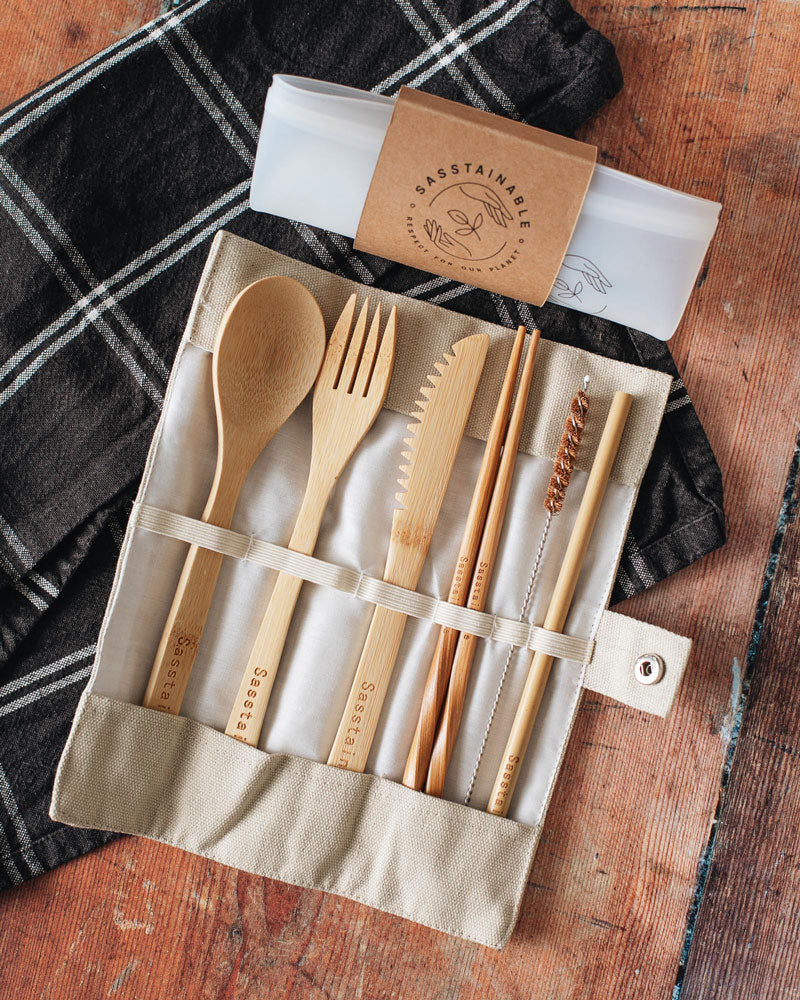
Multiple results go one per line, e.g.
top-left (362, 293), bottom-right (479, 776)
top-left (225, 295), bottom-right (396, 746)
top-left (487, 390), bottom-right (633, 817)
top-left (424, 329), bottom-right (541, 796)
top-left (402, 326), bottom-right (528, 790)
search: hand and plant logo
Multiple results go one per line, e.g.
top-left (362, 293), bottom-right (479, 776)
top-left (421, 182), bottom-right (514, 262)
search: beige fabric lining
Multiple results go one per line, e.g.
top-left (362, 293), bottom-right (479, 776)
top-left (133, 502), bottom-right (593, 663)
top-left (49, 232), bottom-right (689, 948)
top-left (51, 693), bottom-right (539, 950)
top-left (187, 232), bottom-right (671, 488)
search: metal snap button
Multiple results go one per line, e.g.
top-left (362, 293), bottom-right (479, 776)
top-left (634, 654), bottom-right (665, 685)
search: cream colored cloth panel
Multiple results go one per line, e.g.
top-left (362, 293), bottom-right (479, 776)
top-left (131, 502), bottom-right (691, 716)
top-left (51, 693), bottom-right (538, 950)
top-left (188, 232), bottom-right (671, 487)
top-left (133, 502), bottom-right (593, 663)
top-left (583, 610), bottom-right (691, 717)
top-left (83, 235), bottom-right (674, 826)
top-left (49, 232), bottom-right (687, 948)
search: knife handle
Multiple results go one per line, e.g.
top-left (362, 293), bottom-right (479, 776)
top-left (327, 604), bottom-right (408, 772)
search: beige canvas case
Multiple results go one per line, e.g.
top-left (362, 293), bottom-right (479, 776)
top-left (50, 232), bottom-right (690, 949)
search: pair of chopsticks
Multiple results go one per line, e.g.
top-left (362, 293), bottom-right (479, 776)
top-left (403, 325), bottom-right (540, 795)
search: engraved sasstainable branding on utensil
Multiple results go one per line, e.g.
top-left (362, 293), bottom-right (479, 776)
top-left (152, 623), bottom-right (199, 712)
top-left (407, 162), bottom-right (530, 275)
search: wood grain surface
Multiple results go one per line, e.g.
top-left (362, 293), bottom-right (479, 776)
top-left (1, 0), bottom-right (799, 997)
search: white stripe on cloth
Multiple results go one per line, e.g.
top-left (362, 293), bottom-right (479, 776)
top-left (406, 0), bottom-right (531, 91)
top-left (0, 762), bottom-right (44, 876)
top-left (0, 664), bottom-right (93, 719)
top-left (326, 232), bottom-right (376, 284)
top-left (419, 0), bottom-right (519, 116)
top-left (0, 184), bottom-right (249, 404)
top-left (0, 827), bottom-right (24, 885)
top-left (374, 0), bottom-right (513, 96)
top-left (13, 579), bottom-right (48, 613)
top-left (0, 645), bottom-right (96, 700)
top-left (386, 0), bottom-right (491, 109)
top-left (0, 186), bottom-right (164, 405)
top-left (153, 31), bottom-right (255, 169)
top-left (173, 24), bottom-right (260, 140)
top-left (30, 572), bottom-right (59, 597)
top-left (624, 535), bottom-right (657, 589)
top-left (0, 513), bottom-right (33, 569)
top-left (0, 0), bottom-right (217, 147)
top-left (427, 283), bottom-right (474, 305)
top-left (0, 155), bottom-right (170, 384)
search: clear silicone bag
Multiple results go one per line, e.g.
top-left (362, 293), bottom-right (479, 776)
top-left (250, 75), bottom-right (720, 341)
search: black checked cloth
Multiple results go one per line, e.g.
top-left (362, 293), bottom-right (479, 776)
top-left (0, 0), bottom-right (723, 888)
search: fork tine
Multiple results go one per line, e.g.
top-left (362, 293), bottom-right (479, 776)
top-left (338, 298), bottom-right (370, 392)
top-left (353, 303), bottom-right (381, 396)
top-left (318, 294), bottom-right (357, 389)
top-left (366, 305), bottom-right (396, 400)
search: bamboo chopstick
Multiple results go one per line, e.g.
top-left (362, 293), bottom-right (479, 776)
top-left (402, 326), bottom-right (529, 790)
top-left (425, 328), bottom-right (541, 797)
top-left (487, 390), bottom-right (633, 817)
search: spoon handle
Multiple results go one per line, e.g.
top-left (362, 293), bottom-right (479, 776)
top-left (142, 543), bottom-right (225, 714)
top-left (143, 455), bottom-right (246, 715)
top-left (224, 474), bottom-right (333, 746)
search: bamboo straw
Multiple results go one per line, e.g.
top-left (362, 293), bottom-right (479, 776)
top-left (424, 329), bottom-right (541, 797)
top-left (402, 326), bottom-right (529, 790)
top-left (487, 390), bottom-right (633, 817)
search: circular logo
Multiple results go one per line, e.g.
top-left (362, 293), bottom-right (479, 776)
top-left (422, 182), bottom-right (513, 262)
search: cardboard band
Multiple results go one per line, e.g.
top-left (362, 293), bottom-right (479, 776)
top-left (354, 87), bottom-right (596, 305)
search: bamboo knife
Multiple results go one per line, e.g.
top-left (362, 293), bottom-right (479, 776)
top-left (327, 333), bottom-right (489, 773)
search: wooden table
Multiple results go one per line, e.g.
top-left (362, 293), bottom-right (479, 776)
top-left (2, 2), bottom-right (799, 997)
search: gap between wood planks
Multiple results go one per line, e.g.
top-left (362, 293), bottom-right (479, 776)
top-left (672, 429), bottom-right (800, 999)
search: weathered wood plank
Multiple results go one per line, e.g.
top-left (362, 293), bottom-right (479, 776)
top-left (0, 0), bottom-right (161, 108)
top-left (679, 454), bottom-right (800, 998)
top-left (1, 1), bottom-right (800, 998)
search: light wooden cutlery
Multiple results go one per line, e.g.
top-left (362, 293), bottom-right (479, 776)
top-left (402, 325), bottom-right (527, 791)
top-left (142, 276), bottom-right (325, 715)
top-left (226, 295), bottom-right (396, 745)
top-left (327, 332), bottom-right (490, 773)
top-left (425, 328), bottom-right (541, 796)
top-left (487, 390), bottom-right (633, 816)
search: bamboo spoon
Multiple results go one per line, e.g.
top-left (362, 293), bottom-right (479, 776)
top-left (142, 277), bottom-right (326, 715)
top-left (402, 325), bottom-right (527, 791)
top-left (425, 328), bottom-right (541, 796)
top-left (226, 296), bottom-right (396, 746)
top-left (327, 333), bottom-right (490, 773)
top-left (487, 391), bottom-right (633, 817)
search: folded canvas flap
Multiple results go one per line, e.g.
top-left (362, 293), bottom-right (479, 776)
top-left (53, 693), bottom-right (539, 949)
top-left (51, 232), bottom-right (687, 947)
top-left (585, 610), bottom-right (691, 717)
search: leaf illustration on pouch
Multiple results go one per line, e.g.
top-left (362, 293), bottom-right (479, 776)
top-left (448, 208), bottom-right (483, 240)
top-left (458, 184), bottom-right (513, 228)
top-left (448, 209), bottom-right (469, 226)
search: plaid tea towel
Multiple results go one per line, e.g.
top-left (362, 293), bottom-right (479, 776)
top-left (0, 0), bottom-right (722, 888)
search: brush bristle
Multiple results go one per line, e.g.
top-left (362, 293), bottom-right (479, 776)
top-left (545, 389), bottom-right (589, 514)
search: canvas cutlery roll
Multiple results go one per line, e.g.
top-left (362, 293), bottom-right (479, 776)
top-left (50, 230), bottom-right (692, 949)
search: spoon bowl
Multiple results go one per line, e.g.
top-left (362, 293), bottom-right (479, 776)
top-left (214, 276), bottom-right (325, 453)
top-left (143, 276), bottom-right (325, 715)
